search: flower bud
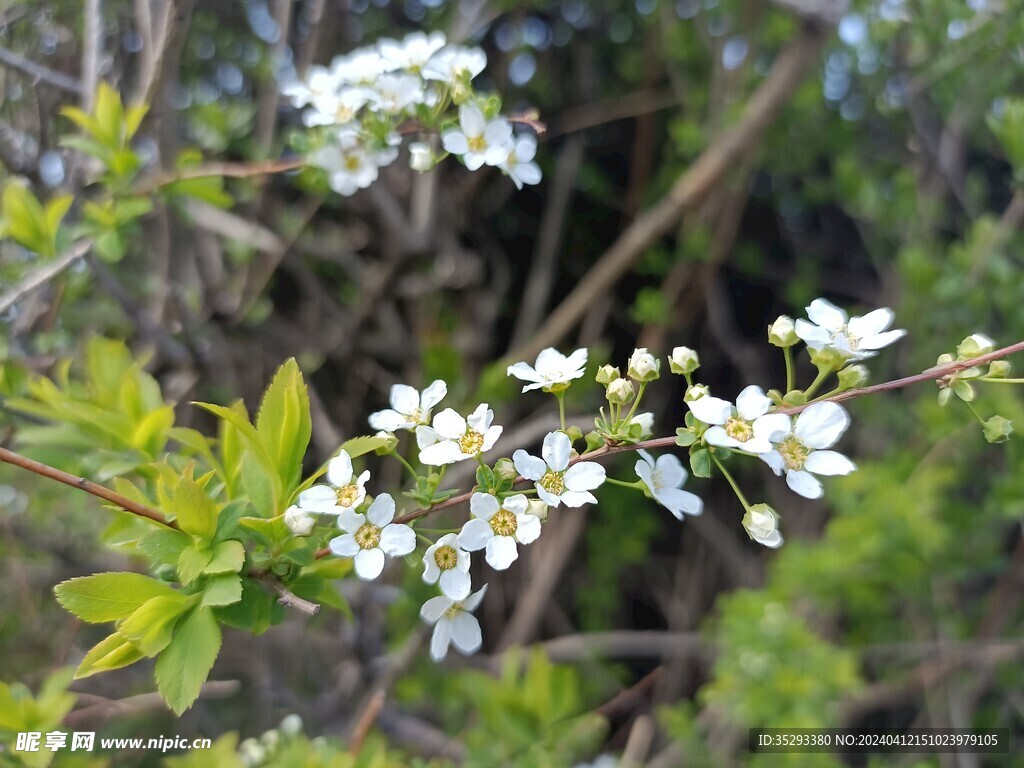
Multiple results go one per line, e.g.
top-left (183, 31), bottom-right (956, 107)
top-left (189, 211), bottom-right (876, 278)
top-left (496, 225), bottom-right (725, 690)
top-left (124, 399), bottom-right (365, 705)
top-left (809, 346), bottom-right (846, 371)
top-left (837, 364), bottom-right (869, 390)
top-left (627, 347), bottom-right (661, 382)
top-left (987, 360), bottom-right (1011, 378)
top-left (409, 142), bottom-right (434, 173)
top-left (374, 430), bottom-right (399, 455)
top-left (280, 714), bottom-right (303, 736)
top-left (239, 739), bottom-right (266, 767)
top-left (742, 503), bottom-right (784, 549)
top-left (957, 333), bottom-right (995, 360)
top-left (767, 315), bottom-right (799, 347)
top-left (527, 498), bottom-right (549, 522)
top-left (261, 730), bottom-right (280, 750)
top-left (668, 346), bottom-right (700, 375)
top-left (494, 457), bottom-right (517, 481)
top-left (596, 364), bottom-right (620, 384)
top-left (284, 505), bottom-right (315, 536)
top-left (684, 383), bottom-right (709, 402)
top-left (606, 378), bottom-right (635, 405)
top-left (630, 412), bottom-right (654, 438)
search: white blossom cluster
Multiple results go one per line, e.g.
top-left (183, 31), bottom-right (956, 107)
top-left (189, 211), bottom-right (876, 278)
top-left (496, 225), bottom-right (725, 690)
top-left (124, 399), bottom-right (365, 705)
top-left (279, 31), bottom-right (541, 195)
top-left (281, 297), bottom-right (908, 663)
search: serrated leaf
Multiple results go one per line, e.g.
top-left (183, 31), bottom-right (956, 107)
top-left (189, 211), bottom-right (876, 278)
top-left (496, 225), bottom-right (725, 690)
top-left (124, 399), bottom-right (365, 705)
top-left (155, 606), bottom-right (222, 715)
top-left (55, 572), bottom-right (178, 623)
top-left (178, 544), bottom-right (214, 585)
top-left (201, 574), bottom-right (243, 607)
top-left (341, 434), bottom-right (392, 459)
top-left (215, 579), bottom-right (274, 634)
top-left (75, 633), bottom-right (145, 679)
top-left (170, 476), bottom-right (219, 540)
top-left (255, 358), bottom-right (312, 494)
top-left (118, 594), bottom-right (191, 656)
top-left (204, 540), bottom-right (245, 574)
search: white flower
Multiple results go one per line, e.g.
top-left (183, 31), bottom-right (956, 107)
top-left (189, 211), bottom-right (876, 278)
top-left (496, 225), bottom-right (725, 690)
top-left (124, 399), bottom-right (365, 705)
top-left (630, 412), bottom-right (654, 438)
top-left (687, 386), bottom-right (789, 454)
top-left (369, 380), bottom-right (447, 432)
top-left (378, 31), bottom-right (447, 71)
top-left (627, 348), bottom-right (660, 381)
top-left (420, 584), bottom-right (487, 662)
top-left (367, 73), bottom-right (425, 113)
top-left (423, 46), bottom-right (487, 86)
top-left (422, 533), bottom-right (472, 600)
top-left (794, 298), bottom-right (906, 361)
top-left (281, 65), bottom-right (340, 107)
top-left (669, 346), bottom-right (700, 375)
top-left (418, 403), bottom-right (503, 465)
top-left (283, 505), bottom-right (315, 536)
top-left (303, 86), bottom-right (375, 127)
top-left (458, 493), bottom-right (541, 570)
top-left (501, 134), bottom-right (542, 189)
top-left (513, 431), bottom-right (606, 508)
top-left (312, 130), bottom-right (380, 196)
top-left (742, 503), bottom-right (784, 548)
top-left (332, 48), bottom-right (390, 85)
top-left (296, 450), bottom-right (370, 515)
top-left (328, 493), bottom-right (415, 580)
top-left (442, 105), bottom-right (511, 171)
top-left (409, 142), bottom-right (434, 172)
top-left (761, 402), bottom-right (856, 499)
top-left (506, 346), bottom-right (588, 393)
top-left (635, 450), bottom-right (703, 520)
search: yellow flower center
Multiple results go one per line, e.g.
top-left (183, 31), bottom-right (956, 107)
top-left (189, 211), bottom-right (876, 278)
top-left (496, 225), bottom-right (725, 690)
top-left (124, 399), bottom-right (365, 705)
top-left (434, 544), bottom-right (458, 570)
top-left (490, 509), bottom-right (518, 537)
top-left (467, 135), bottom-right (487, 153)
top-left (459, 430), bottom-right (485, 455)
top-left (354, 523), bottom-right (381, 549)
top-left (724, 417), bottom-right (753, 442)
top-left (344, 155), bottom-right (362, 171)
top-left (778, 435), bottom-right (809, 471)
top-left (336, 484), bottom-right (361, 508)
top-left (539, 470), bottom-right (565, 495)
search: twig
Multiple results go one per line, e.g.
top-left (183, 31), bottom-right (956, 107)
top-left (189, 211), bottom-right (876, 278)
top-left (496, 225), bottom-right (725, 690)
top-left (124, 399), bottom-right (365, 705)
top-left (0, 44), bottom-right (82, 94)
top-left (0, 446), bottom-right (173, 527)
top-left (81, 0), bottom-right (102, 110)
top-left (505, 23), bottom-right (829, 364)
top-left (348, 690), bottom-right (386, 755)
top-left (0, 240), bottom-right (91, 315)
top-left (135, 156), bottom-right (307, 194)
top-left (255, 573), bottom-right (321, 615)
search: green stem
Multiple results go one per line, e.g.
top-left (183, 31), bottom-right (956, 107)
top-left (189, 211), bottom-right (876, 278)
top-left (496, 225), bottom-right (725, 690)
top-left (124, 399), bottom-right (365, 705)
top-left (556, 391), bottom-right (567, 431)
top-left (625, 382), bottom-right (648, 422)
top-left (803, 367), bottom-right (833, 399)
top-left (604, 477), bottom-right (644, 490)
top-left (392, 451), bottom-right (420, 481)
top-left (415, 532), bottom-right (437, 547)
top-left (964, 400), bottom-right (988, 426)
top-left (808, 386), bottom-right (842, 403)
top-left (711, 454), bottom-right (751, 511)
top-left (978, 377), bottom-right (1024, 384)
top-left (784, 347), bottom-right (795, 394)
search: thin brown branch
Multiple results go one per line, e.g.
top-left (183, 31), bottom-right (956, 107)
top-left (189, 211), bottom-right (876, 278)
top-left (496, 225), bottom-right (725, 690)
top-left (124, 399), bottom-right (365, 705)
top-left (136, 157), bottom-right (307, 194)
top-left (0, 240), bottom-right (92, 315)
top-left (254, 574), bottom-right (321, 615)
top-left (349, 690), bottom-right (386, 755)
top-left (0, 44), bottom-right (82, 94)
top-left (0, 446), bottom-right (174, 528)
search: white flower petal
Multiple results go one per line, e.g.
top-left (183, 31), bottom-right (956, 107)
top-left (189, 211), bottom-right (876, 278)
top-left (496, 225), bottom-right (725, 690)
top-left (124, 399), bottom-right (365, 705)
top-left (635, 458), bottom-right (655, 489)
top-left (328, 533), bottom-right (360, 557)
top-left (559, 490), bottom-right (597, 507)
top-left (419, 440), bottom-right (464, 465)
top-left (298, 484), bottom-right (339, 512)
top-left (366, 493), bottom-right (395, 526)
top-left (442, 131), bottom-right (469, 156)
top-left (369, 409), bottom-right (406, 431)
top-left (515, 514), bottom-right (542, 544)
top-left (736, 385), bottom-right (771, 420)
top-left (470, 492), bottom-right (500, 520)
top-left (761, 450), bottom-right (785, 476)
top-left (795, 319), bottom-right (830, 348)
top-left (794, 402), bottom-right (850, 449)
top-left (380, 523), bottom-right (415, 556)
top-left (543, 431), bottom-right (572, 472)
top-left (462, 584), bottom-right (488, 612)
top-left (337, 508), bottom-right (365, 533)
top-left (439, 569), bottom-right (471, 601)
top-left (420, 380), bottom-right (448, 410)
top-left (506, 361), bottom-right (543, 383)
top-left (502, 494), bottom-right (529, 515)
top-left (459, 104), bottom-right (485, 137)
top-left (485, 535), bottom-right (519, 570)
top-left (754, 413), bottom-right (792, 442)
top-left (564, 461), bottom-right (606, 491)
top-left (430, 619), bottom-right (452, 661)
top-left (481, 426), bottom-right (502, 452)
top-left (655, 453), bottom-right (687, 488)
top-left (467, 403), bottom-right (492, 434)
top-left (513, 450), bottom-right (547, 481)
top-left (536, 484), bottom-right (562, 507)
top-left (421, 595), bottom-right (453, 623)
top-left (804, 450), bottom-right (856, 476)
top-left (432, 408), bottom-right (467, 440)
top-left (422, 554), bottom-right (440, 583)
top-left (847, 308), bottom-right (894, 338)
top-left (759, 529), bottom-right (784, 548)
top-left (703, 426), bottom-right (737, 449)
top-left (450, 612), bottom-right (483, 654)
top-left (390, 384), bottom-right (420, 414)
top-left (687, 395), bottom-right (733, 426)
top-left (458, 519), bottom-right (494, 551)
top-left (483, 118), bottom-right (512, 146)
top-left (416, 425), bottom-right (439, 449)
top-left (859, 329), bottom-right (907, 350)
top-left (806, 298), bottom-right (847, 331)
top-left (786, 469), bottom-right (824, 499)
top-left (655, 487), bottom-right (704, 518)
top-left (354, 547), bottom-right (386, 580)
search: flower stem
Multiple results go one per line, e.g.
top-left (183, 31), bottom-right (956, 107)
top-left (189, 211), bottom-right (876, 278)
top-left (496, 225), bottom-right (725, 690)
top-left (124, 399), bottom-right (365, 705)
top-left (784, 346), bottom-right (795, 393)
top-left (625, 382), bottom-right (648, 422)
top-left (964, 400), bottom-right (988, 426)
top-left (604, 477), bottom-right (644, 490)
top-left (803, 367), bottom-right (833, 399)
top-left (978, 377), bottom-right (1024, 384)
top-left (711, 453), bottom-right (751, 511)
top-left (392, 451), bottom-right (420, 481)
top-left (556, 391), bottom-right (567, 431)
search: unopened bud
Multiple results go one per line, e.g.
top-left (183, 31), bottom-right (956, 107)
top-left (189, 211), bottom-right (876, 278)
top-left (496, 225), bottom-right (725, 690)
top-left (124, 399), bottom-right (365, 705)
top-left (957, 333), bottom-right (995, 360)
top-left (837, 364), bottom-right (869, 390)
top-left (627, 348), bottom-right (661, 382)
top-left (409, 142), bottom-right (434, 172)
top-left (668, 346), bottom-right (700, 375)
top-left (374, 431), bottom-right (399, 455)
top-left (527, 498), bottom-right (549, 522)
top-left (987, 360), bottom-right (1011, 378)
top-left (280, 714), bottom-right (303, 736)
top-left (494, 457), bottom-right (517, 481)
top-left (284, 505), bottom-right (315, 536)
top-left (742, 503), bottom-right (783, 549)
top-left (606, 378), bottom-right (635, 405)
top-left (684, 383), bottom-right (709, 402)
top-left (767, 315), bottom-right (799, 347)
top-left (595, 364), bottom-right (620, 385)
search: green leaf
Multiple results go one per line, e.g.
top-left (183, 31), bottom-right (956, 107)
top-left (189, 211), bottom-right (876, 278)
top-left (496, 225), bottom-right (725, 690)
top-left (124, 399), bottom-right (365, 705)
top-left (201, 574), bottom-right (243, 607)
top-left (952, 378), bottom-right (975, 402)
top-left (215, 578), bottom-right (275, 634)
top-left (2, 182), bottom-right (50, 255)
top-left (340, 434), bottom-right (392, 459)
top-left (204, 540), bottom-right (245, 575)
top-left (55, 572), bottom-right (178, 623)
top-left (255, 358), bottom-right (312, 494)
top-left (178, 544), bottom-right (214, 585)
top-left (139, 529), bottom-right (192, 566)
top-left (690, 448), bottom-right (712, 479)
top-left (155, 606), bottom-right (222, 715)
top-left (170, 476), bottom-right (219, 539)
top-left (118, 594), bottom-right (191, 656)
top-left (75, 633), bottom-right (145, 679)
top-left (675, 428), bottom-right (697, 447)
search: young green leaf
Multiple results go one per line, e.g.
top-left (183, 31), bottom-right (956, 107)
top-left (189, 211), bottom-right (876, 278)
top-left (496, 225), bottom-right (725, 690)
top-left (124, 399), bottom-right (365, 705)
top-left (201, 574), bottom-right (243, 608)
top-left (204, 540), bottom-right (245, 575)
top-left (255, 358), bottom-right (312, 494)
top-left (55, 572), bottom-right (178, 623)
top-left (155, 606), bottom-right (222, 715)
top-left (117, 594), bottom-right (192, 656)
top-left (75, 633), bottom-right (146, 679)
top-left (178, 544), bottom-right (214, 585)
top-left (169, 475), bottom-right (219, 540)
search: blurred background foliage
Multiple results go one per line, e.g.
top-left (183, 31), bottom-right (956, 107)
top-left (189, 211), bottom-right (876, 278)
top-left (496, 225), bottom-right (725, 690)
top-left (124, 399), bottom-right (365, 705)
top-left (1, 0), bottom-right (1024, 765)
